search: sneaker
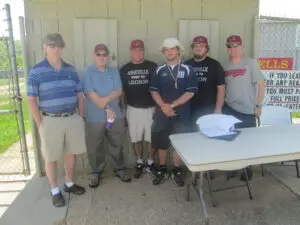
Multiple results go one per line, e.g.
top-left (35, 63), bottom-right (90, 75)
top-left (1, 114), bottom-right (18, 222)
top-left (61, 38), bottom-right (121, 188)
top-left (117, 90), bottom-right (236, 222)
top-left (172, 167), bottom-right (184, 187)
top-left (153, 166), bottom-right (169, 185)
top-left (240, 167), bottom-right (253, 182)
top-left (52, 192), bottom-right (66, 207)
top-left (89, 173), bottom-right (100, 188)
top-left (145, 163), bottom-right (157, 177)
top-left (115, 170), bottom-right (132, 182)
top-left (134, 163), bottom-right (144, 178)
top-left (63, 184), bottom-right (85, 195)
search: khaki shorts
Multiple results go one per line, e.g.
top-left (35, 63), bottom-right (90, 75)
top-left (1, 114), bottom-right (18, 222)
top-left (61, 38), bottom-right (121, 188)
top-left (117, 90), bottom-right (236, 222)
top-left (126, 105), bottom-right (154, 143)
top-left (39, 113), bottom-right (87, 162)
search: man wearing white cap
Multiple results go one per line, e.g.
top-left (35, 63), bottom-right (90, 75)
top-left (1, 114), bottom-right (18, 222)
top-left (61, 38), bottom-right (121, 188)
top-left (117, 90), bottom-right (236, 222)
top-left (149, 38), bottom-right (198, 187)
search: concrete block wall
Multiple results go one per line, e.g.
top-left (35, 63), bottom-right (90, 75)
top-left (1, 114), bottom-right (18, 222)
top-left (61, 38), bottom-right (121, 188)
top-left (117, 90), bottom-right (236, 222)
top-left (23, 0), bottom-right (259, 174)
top-left (24, 0), bottom-right (259, 67)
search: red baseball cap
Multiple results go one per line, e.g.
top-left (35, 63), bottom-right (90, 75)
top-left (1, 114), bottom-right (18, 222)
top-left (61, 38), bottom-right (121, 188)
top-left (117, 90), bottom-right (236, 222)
top-left (94, 43), bottom-right (109, 53)
top-left (130, 40), bottom-right (144, 49)
top-left (226, 35), bottom-right (242, 46)
top-left (192, 36), bottom-right (208, 46)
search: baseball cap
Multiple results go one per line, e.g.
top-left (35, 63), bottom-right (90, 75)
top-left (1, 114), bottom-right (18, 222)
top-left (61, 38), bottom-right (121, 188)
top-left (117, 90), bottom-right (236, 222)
top-left (160, 38), bottom-right (184, 51)
top-left (94, 43), bottom-right (109, 54)
top-left (226, 35), bottom-right (242, 46)
top-left (43, 33), bottom-right (65, 48)
top-left (192, 36), bottom-right (208, 46)
top-left (130, 40), bottom-right (144, 49)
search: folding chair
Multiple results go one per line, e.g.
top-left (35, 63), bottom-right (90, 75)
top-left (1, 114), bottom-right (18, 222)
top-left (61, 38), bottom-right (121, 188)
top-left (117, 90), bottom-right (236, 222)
top-left (259, 105), bottom-right (300, 178)
top-left (196, 114), bottom-right (253, 207)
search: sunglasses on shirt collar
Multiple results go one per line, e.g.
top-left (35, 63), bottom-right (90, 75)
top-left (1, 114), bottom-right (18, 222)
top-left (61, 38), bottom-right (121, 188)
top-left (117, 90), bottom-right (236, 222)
top-left (96, 53), bottom-right (108, 57)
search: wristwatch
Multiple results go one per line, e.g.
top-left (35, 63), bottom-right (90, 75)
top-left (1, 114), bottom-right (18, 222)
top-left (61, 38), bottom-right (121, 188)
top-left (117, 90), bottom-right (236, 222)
top-left (256, 104), bottom-right (262, 108)
top-left (104, 105), bottom-right (110, 110)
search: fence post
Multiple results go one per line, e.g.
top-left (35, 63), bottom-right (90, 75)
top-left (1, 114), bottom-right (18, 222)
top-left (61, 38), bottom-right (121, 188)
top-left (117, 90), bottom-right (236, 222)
top-left (19, 16), bottom-right (43, 177)
top-left (5, 4), bottom-right (30, 176)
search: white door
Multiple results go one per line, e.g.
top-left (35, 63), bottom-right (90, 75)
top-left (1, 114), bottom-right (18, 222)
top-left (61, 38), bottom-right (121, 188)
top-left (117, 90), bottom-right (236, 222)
top-left (74, 19), bottom-right (118, 77)
top-left (179, 20), bottom-right (219, 61)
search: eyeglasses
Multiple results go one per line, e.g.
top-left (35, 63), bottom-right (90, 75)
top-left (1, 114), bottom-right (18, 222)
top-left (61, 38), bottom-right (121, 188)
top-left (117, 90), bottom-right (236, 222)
top-left (96, 53), bottom-right (108, 57)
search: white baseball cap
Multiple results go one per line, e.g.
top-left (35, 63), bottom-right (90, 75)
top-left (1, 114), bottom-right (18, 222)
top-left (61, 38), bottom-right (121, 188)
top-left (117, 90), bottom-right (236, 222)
top-left (159, 38), bottom-right (184, 52)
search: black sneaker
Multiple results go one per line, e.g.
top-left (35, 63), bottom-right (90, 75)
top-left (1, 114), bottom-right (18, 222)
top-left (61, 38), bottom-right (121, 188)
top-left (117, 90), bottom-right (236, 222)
top-left (153, 166), bottom-right (168, 185)
top-left (52, 192), bottom-right (65, 207)
top-left (134, 163), bottom-right (144, 178)
top-left (172, 167), bottom-right (184, 187)
top-left (240, 167), bottom-right (253, 182)
top-left (146, 163), bottom-right (157, 177)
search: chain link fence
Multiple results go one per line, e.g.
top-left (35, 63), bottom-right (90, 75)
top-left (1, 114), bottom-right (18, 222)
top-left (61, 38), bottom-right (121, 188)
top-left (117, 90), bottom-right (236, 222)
top-left (258, 15), bottom-right (300, 112)
top-left (0, 3), bottom-right (31, 181)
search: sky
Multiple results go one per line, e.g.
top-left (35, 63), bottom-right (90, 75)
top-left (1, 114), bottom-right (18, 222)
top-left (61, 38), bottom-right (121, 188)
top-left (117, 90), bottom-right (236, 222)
top-left (0, 0), bottom-right (299, 40)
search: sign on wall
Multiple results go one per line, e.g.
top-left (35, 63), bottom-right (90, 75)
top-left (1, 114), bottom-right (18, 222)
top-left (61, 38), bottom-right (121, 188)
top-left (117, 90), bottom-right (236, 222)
top-left (258, 58), bottom-right (293, 70)
top-left (263, 70), bottom-right (300, 111)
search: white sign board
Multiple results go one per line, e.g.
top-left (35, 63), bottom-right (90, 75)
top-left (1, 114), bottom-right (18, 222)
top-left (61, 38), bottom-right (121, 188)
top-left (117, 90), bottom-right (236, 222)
top-left (263, 70), bottom-right (300, 111)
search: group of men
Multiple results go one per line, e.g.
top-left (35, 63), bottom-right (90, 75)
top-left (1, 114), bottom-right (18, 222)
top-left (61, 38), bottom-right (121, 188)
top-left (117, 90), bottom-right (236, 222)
top-left (27, 33), bottom-right (265, 207)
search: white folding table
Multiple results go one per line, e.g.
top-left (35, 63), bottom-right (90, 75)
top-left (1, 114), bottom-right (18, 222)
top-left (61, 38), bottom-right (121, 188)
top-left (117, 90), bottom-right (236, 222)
top-left (169, 124), bottom-right (300, 225)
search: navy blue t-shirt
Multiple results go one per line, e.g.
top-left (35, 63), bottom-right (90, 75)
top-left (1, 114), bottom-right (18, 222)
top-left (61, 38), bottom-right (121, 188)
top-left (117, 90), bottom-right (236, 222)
top-left (149, 63), bottom-right (198, 123)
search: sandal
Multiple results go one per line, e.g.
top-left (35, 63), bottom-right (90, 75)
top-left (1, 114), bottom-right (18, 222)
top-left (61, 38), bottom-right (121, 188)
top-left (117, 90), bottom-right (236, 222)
top-left (63, 184), bottom-right (86, 195)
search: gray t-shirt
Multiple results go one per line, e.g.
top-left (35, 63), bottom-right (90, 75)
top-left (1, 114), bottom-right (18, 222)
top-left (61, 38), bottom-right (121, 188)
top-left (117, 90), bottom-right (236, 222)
top-left (223, 58), bottom-right (264, 114)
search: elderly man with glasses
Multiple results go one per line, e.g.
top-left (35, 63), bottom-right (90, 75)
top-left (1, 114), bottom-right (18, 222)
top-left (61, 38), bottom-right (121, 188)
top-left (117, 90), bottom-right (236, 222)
top-left (83, 43), bottom-right (132, 188)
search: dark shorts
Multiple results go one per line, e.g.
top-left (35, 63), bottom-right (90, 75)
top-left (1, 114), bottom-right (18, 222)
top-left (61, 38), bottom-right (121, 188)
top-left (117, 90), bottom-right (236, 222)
top-left (222, 104), bottom-right (256, 128)
top-left (151, 119), bottom-right (193, 150)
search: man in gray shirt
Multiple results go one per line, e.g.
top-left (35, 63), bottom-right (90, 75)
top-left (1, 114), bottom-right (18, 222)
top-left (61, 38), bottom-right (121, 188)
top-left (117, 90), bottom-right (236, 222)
top-left (223, 35), bottom-right (265, 181)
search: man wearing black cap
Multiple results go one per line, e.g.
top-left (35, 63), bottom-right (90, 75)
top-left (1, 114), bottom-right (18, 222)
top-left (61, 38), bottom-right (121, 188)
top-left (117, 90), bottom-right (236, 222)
top-left (120, 40), bottom-right (158, 178)
top-left (84, 43), bottom-right (132, 188)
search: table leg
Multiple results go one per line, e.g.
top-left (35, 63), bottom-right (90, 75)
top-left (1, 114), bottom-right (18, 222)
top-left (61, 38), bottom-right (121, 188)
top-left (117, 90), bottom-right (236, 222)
top-left (188, 172), bottom-right (209, 225)
top-left (206, 171), bottom-right (217, 207)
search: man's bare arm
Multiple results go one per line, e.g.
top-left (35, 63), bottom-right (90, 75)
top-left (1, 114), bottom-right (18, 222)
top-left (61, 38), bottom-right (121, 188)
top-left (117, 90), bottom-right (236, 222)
top-left (27, 96), bottom-right (42, 126)
top-left (257, 80), bottom-right (265, 105)
top-left (172, 92), bottom-right (194, 108)
top-left (151, 91), bottom-right (175, 117)
top-left (215, 85), bottom-right (225, 113)
top-left (87, 88), bottom-right (122, 109)
top-left (107, 88), bottom-right (122, 102)
top-left (151, 91), bottom-right (165, 108)
top-left (86, 92), bottom-right (108, 109)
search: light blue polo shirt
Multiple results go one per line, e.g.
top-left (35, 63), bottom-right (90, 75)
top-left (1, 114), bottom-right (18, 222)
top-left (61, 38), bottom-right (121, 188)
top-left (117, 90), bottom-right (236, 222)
top-left (83, 65), bottom-right (123, 122)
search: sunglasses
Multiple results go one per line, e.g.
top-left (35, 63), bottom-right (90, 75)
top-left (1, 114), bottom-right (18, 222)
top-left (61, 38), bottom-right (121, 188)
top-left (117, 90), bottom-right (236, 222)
top-left (96, 53), bottom-right (108, 57)
top-left (226, 44), bottom-right (240, 49)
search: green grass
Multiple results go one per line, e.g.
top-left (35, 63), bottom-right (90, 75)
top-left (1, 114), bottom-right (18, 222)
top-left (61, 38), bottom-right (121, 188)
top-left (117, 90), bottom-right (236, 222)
top-left (0, 97), bottom-right (30, 154)
top-left (292, 112), bottom-right (300, 118)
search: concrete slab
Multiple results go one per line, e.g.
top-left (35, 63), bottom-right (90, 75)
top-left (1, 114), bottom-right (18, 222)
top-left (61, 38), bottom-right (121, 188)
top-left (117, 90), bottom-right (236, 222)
top-left (266, 163), bottom-right (300, 196)
top-left (0, 176), bottom-right (68, 225)
top-left (65, 168), bottom-right (300, 225)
